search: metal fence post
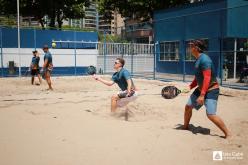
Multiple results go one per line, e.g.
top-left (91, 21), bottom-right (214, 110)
top-left (74, 30), bottom-right (77, 75)
top-left (219, 10), bottom-right (224, 86)
top-left (131, 42), bottom-right (134, 76)
top-left (153, 42), bottom-right (158, 80)
top-left (219, 37), bottom-right (223, 86)
top-left (103, 30), bottom-right (106, 74)
top-left (0, 27), bottom-right (3, 77)
top-left (234, 38), bottom-right (237, 79)
top-left (182, 40), bottom-right (186, 82)
top-left (34, 28), bottom-right (36, 50)
top-left (182, 16), bottom-right (186, 82)
top-left (17, 0), bottom-right (21, 77)
top-left (121, 43), bottom-right (124, 58)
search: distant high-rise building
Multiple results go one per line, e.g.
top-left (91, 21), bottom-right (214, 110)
top-left (98, 10), bottom-right (124, 35)
top-left (67, 2), bottom-right (124, 36)
top-left (68, 1), bottom-right (98, 30)
top-left (83, 2), bottom-right (98, 29)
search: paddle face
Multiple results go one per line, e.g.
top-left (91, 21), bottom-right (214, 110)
top-left (161, 86), bottom-right (181, 99)
top-left (87, 66), bottom-right (96, 75)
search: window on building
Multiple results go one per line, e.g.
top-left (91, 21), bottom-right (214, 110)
top-left (159, 41), bottom-right (180, 61)
top-left (185, 39), bottom-right (209, 61)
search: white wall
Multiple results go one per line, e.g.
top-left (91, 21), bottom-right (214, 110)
top-left (1, 48), bottom-right (98, 67)
top-left (97, 54), bottom-right (154, 73)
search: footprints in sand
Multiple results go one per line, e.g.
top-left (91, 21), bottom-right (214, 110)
top-left (25, 110), bottom-right (48, 116)
top-left (240, 120), bottom-right (248, 125)
top-left (90, 103), bottom-right (168, 122)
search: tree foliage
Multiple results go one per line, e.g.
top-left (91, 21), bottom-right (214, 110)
top-left (0, 0), bottom-right (92, 29)
top-left (98, 0), bottom-right (192, 21)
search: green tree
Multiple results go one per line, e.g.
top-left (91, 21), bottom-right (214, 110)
top-left (98, 0), bottom-right (192, 21)
top-left (1, 0), bottom-right (92, 29)
top-left (45, 0), bottom-right (91, 29)
top-left (0, 0), bottom-right (17, 15)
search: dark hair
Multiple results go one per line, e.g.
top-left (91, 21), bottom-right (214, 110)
top-left (32, 50), bottom-right (37, 54)
top-left (43, 44), bottom-right (49, 49)
top-left (116, 57), bottom-right (125, 67)
top-left (189, 40), bottom-right (206, 53)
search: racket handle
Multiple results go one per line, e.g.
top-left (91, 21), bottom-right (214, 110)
top-left (181, 89), bottom-right (190, 93)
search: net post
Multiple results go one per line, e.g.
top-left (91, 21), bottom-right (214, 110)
top-left (17, 0), bottom-right (21, 77)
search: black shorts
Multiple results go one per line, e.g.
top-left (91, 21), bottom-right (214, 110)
top-left (31, 69), bottom-right (40, 76)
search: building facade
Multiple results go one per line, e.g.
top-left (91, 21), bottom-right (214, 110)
top-left (68, 2), bottom-right (124, 36)
top-left (153, 0), bottom-right (248, 79)
top-left (98, 10), bottom-right (124, 35)
top-left (124, 18), bottom-right (153, 44)
top-left (68, 2), bottom-right (98, 30)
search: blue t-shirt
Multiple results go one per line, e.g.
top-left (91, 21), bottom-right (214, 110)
top-left (194, 53), bottom-right (217, 87)
top-left (31, 56), bottom-right (40, 68)
top-left (44, 52), bottom-right (53, 67)
top-left (112, 68), bottom-right (133, 91)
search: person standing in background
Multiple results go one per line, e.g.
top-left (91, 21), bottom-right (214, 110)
top-left (42, 45), bottom-right (53, 90)
top-left (30, 50), bottom-right (42, 85)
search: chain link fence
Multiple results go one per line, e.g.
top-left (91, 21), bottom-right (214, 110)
top-left (1, 7), bottom-right (248, 89)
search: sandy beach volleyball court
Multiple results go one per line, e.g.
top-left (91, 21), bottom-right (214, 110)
top-left (0, 76), bottom-right (247, 165)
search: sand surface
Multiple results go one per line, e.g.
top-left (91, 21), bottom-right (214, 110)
top-left (0, 76), bottom-right (247, 165)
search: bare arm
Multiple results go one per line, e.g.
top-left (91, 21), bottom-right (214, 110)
top-left (43, 59), bottom-right (48, 69)
top-left (93, 74), bottom-right (115, 86)
top-left (126, 79), bottom-right (132, 94)
top-left (189, 76), bottom-right (197, 90)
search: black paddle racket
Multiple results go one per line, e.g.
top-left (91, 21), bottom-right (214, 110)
top-left (87, 65), bottom-right (96, 75)
top-left (161, 86), bottom-right (188, 99)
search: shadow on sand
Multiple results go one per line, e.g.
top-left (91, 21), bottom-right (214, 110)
top-left (174, 124), bottom-right (223, 138)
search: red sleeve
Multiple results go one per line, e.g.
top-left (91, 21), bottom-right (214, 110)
top-left (201, 69), bottom-right (211, 96)
top-left (189, 77), bottom-right (197, 90)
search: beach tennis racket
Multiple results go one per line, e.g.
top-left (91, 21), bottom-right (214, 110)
top-left (87, 65), bottom-right (96, 75)
top-left (161, 86), bottom-right (188, 99)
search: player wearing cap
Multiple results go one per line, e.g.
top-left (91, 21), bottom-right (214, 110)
top-left (183, 40), bottom-right (231, 139)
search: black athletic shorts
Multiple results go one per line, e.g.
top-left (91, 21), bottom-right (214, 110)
top-left (31, 69), bottom-right (40, 76)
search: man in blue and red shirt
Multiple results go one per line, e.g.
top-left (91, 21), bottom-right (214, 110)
top-left (183, 40), bottom-right (231, 139)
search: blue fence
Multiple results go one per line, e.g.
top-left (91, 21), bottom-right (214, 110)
top-left (1, 0), bottom-right (248, 90)
top-left (0, 27), bottom-right (98, 77)
top-left (0, 27), bottom-right (98, 48)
